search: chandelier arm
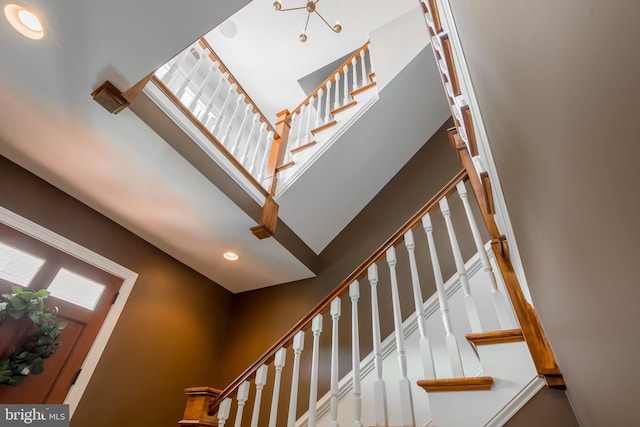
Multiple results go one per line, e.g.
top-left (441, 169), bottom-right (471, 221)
top-left (277, 6), bottom-right (308, 12)
top-left (303, 12), bottom-right (311, 32)
top-left (314, 10), bottom-right (339, 33)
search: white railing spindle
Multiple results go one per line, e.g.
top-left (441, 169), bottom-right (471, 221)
top-left (218, 398), bottom-right (232, 427)
top-left (308, 314), bottom-right (323, 427)
top-left (350, 281), bottom-right (363, 427)
top-left (287, 331), bottom-right (305, 427)
top-left (334, 73), bottom-right (341, 110)
top-left (367, 264), bottom-right (388, 426)
top-left (360, 49), bottom-right (367, 88)
top-left (304, 97), bottom-right (315, 145)
top-left (249, 365), bottom-right (268, 427)
top-left (233, 381), bottom-right (250, 427)
top-left (342, 64), bottom-right (350, 105)
top-left (328, 297), bottom-right (341, 427)
top-left (351, 57), bottom-right (358, 91)
top-left (231, 104), bottom-right (252, 155)
top-left (324, 80), bottom-right (332, 124)
top-left (221, 96), bottom-right (244, 145)
top-left (212, 84), bottom-right (236, 135)
top-left (201, 73), bottom-right (226, 125)
top-left (240, 115), bottom-right (259, 164)
top-left (249, 123), bottom-right (267, 175)
top-left (268, 348), bottom-right (287, 427)
top-left (175, 47), bottom-right (208, 99)
top-left (456, 181), bottom-right (514, 329)
top-left (162, 48), bottom-right (192, 88)
top-left (315, 89), bottom-right (324, 128)
top-left (386, 247), bottom-right (416, 427)
top-left (188, 62), bottom-right (216, 111)
top-left (421, 213), bottom-right (465, 377)
top-left (404, 229), bottom-right (437, 379)
top-left (257, 130), bottom-right (273, 183)
top-left (439, 197), bottom-right (483, 333)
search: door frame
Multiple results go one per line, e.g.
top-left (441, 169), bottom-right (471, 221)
top-left (0, 206), bottom-right (138, 417)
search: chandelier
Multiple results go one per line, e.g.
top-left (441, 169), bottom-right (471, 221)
top-left (273, 1), bottom-right (342, 42)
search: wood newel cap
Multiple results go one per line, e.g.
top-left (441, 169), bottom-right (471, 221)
top-left (91, 81), bottom-right (131, 114)
top-left (179, 387), bottom-right (222, 426)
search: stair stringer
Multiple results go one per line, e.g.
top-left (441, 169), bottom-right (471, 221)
top-left (276, 88), bottom-right (380, 197)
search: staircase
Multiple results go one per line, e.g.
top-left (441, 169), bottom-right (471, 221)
top-left (178, 169), bottom-right (556, 427)
top-left (110, 2), bottom-right (564, 425)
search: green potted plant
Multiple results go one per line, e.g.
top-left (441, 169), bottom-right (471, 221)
top-left (0, 286), bottom-right (66, 386)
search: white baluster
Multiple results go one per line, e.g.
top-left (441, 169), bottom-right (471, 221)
top-left (328, 297), bottom-right (341, 427)
top-left (324, 80), bottom-right (332, 124)
top-left (421, 213), bottom-right (465, 377)
top-left (241, 115), bottom-right (260, 165)
top-left (342, 64), bottom-right (350, 105)
top-left (249, 123), bottom-right (267, 175)
top-left (188, 62), bottom-right (217, 111)
top-left (230, 103), bottom-right (252, 155)
top-left (250, 365), bottom-right (268, 427)
top-left (294, 106), bottom-right (305, 150)
top-left (221, 95), bottom-right (244, 145)
top-left (367, 264), bottom-right (388, 426)
top-left (233, 381), bottom-right (250, 427)
top-left (212, 84), bottom-right (236, 135)
top-left (360, 49), bottom-right (368, 87)
top-left (440, 197), bottom-right (483, 333)
top-left (175, 47), bottom-right (209, 99)
top-left (287, 331), bottom-right (305, 427)
top-left (162, 47), bottom-right (193, 88)
top-left (305, 96), bottom-right (315, 144)
top-left (201, 73), bottom-right (226, 125)
top-left (268, 348), bottom-right (287, 427)
top-left (218, 398), bottom-right (232, 427)
top-left (351, 57), bottom-right (358, 91)
top-left (404, 229), bottom-right (437, 379)
top-left (456, 181), bottom-right (514, 329)
top-left (334, 73), bottom-right (341, 110)
top-left (257, 130), bottom-right (273, 184)
top-left (386, 247), bottom-right (416, 427)
top-left (350, 281), bottom-right (363, 427)
top-left (315, 89), bottom-right (324, 128)
top-left (308, 314), bottom-right (323, 427)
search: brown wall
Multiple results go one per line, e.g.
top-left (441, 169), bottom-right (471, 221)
top-left (505, 388), bottom-right (579, 427)
top-left (0, 155), bottom-right (234, 427)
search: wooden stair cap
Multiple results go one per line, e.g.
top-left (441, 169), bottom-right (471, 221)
top-left (466, 328), bottom-right (524, 346)
top-left (417, 376), bottom-right (494, 392)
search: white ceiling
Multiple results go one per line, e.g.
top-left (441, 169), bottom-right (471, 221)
top-left (0, 0), bottom-right (438, 293)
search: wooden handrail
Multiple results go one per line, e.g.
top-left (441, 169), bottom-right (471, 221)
top-left (150, 76), bottom-right (269, 197)
top-left (209, 168), bottom-right (468, 413)
top-left (198, 38), bottom-right (279, 139)
top-left (290, 41), bottom-right (371, 117)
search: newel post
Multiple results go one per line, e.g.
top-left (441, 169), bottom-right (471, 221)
top-left (251, 109), bottom-right (291, 239)
top-left (179, 387), bottom-right (222, 426)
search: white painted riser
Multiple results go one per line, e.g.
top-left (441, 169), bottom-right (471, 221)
top-left (428, 342), bottom-right (543, 427)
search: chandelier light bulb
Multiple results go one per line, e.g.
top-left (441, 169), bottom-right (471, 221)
top-left (333, 21), bottom-right (342, 33)
top-left (273, 1), bottom-right (282, 10)
top-left (299, 32), bottom-right (308, 42)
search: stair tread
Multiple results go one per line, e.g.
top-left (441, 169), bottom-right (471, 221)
top-left (331, 100), bottom-right (357, 116)
top-left (466, 328), bottom-right (524, 346)
top-left (351, 81), bottom-right (377, 97)
top-left (311, 120), bottom-right (337, 135)
top-left (290, 140), bottom-right (317, 155)
top-left (417, 376), bottom-right (494, 392)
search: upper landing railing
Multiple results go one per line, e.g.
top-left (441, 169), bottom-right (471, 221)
top-left (152, 38), bottom-right (278, 194)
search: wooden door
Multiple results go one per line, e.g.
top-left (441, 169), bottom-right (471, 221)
top-left (0, 223), bottom-right (122, 403)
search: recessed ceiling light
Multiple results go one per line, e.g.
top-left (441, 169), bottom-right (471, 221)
top-left (223, 251), bottom-right (239, 261)
top-left (4, 3), bottom-right (45, 40)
